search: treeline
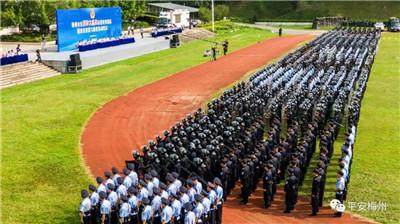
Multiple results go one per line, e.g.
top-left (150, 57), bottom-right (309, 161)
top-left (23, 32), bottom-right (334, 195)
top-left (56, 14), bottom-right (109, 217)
top-left (223, 1), bottom-right (400, 22)
top-left (1, 0), bottom-right (147, 32)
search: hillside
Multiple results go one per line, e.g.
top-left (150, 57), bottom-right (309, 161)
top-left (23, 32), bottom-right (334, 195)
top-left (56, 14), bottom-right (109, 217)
top-left (224, 1), bottom-right (400, 22)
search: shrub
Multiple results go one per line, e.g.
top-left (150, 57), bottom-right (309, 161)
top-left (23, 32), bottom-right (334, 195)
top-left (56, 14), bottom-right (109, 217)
top-left (215, 5), bottom-right (230, 20)
top-left (199, 7), bottom-right (211, 23)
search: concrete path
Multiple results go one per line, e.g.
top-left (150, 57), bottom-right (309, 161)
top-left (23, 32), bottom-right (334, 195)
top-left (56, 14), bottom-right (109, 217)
top-left (236, 22), bottom-right (327, 36)
top-left (40, 35), bottom-right (170, 69)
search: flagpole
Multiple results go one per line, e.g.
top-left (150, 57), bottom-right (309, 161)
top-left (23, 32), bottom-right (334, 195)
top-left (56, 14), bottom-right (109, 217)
top-left (211, 0), bottom-right (215, 32)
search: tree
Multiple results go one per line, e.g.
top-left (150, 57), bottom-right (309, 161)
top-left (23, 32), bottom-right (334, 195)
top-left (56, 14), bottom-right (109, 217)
top-left (214, 4), bottom-right (229, 20)
top-left (199, 6), bottom-right (211, 22)
top-left (1, 1), bottom-right (18, 27)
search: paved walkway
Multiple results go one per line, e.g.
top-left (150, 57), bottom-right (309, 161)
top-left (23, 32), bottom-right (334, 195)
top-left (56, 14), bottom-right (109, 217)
top-left (236, 22), bottom-right (328, 36)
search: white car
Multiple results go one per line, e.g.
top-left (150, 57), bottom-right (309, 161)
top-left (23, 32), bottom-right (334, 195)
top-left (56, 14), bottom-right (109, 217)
top-left (374, 22), bottom-right (385, 31)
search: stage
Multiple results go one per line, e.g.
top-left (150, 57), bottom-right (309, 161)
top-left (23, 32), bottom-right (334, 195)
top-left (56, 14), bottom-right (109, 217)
top-left (41, 35), bottom-right (170, 71)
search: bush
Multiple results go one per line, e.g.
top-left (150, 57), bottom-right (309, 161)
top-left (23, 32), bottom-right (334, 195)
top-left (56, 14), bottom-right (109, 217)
top-left (133, 21), bottom-right (150, 29)
top-left (135, 14), bottom-right (158, 26)
top-left (215, 5), bottom-right (230, 20)
top-left (199, 7), bottom-right (211, 23)
top-left (0, 32), bottom-right (56, 42)
top-left (200, 20), bottom-right (240, 33)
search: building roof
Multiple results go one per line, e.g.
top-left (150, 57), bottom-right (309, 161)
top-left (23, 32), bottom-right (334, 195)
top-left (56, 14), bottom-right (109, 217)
top-left (148, 2), bottom-right (199, 13)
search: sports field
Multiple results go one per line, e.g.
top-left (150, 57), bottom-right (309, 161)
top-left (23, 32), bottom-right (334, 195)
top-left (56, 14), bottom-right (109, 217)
top-left (346, 32), bottom-right (400, 224)
top-left (1, 26), bottom-right (274, 223)
top-left (1, 27), bottom-right (398, 224)
top-left (297, 32), bottom-right (400, 224)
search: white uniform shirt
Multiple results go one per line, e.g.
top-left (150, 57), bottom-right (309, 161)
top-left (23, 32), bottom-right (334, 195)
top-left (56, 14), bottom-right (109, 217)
top-left (80, 198), bottom-right (91, 213)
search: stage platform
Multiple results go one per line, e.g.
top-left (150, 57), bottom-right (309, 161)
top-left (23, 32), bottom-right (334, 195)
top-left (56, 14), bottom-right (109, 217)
top-left (41, 36), bottom-right (170, 72)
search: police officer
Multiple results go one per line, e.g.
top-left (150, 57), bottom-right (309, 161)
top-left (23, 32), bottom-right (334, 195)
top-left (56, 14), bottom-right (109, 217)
top-left (161, 198), bottom-right (173, 224)
top-left (106, 183), bottom-right (118, 223)
top-left (201, 190), bottom-right (211, 224)
top-left (262, 164), bottom-right (273, 208)
top-left (310, 169), bottom-right (321, 216)
top-left (284, 168), bottom-right (298, 213)
top-left (183, 202), bottom-right (196, 224)
top-left (335, 171), bottom-right (345, 217)
top-left (194, 194), bottom-right (205, 223)
top-left (206, 182), bottom-right (217, 224)
top-left (119, 195), bottom-right (131, 224)
top-left (99, 191), bottom-right (111, 224)
top-left (88, 184), bottom-right (99, 224)
top-left (141, 197), bottom-right (152, 224)
top-left (152, 187), bottom-right (162, 224)
top-left (170, 193), bottom-right (182, 223)
top-left (79, 189), bottom-right (91, 224)
top-left (127, 187), bottom-right (138, 224)
top-left (240, 164), bottom-right (251, 205)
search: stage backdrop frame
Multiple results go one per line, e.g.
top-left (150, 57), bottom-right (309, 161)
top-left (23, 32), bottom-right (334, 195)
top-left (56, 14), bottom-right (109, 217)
top-left (56, 7), bottom-right (122, 52)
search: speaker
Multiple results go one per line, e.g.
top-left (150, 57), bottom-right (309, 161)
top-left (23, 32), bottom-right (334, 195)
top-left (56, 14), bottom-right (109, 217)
top-left (69, 53), bottom-right (81, 66)
top-left (170, 34), bottom-right (180, 48)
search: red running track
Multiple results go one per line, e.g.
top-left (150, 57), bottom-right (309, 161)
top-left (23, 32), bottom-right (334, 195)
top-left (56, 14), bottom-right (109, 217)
top-left (81, 34), bottom-right (372, 223)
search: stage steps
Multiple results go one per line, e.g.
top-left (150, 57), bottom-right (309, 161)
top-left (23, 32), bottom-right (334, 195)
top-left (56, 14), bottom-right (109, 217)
top-left (0, 62), bottom-right (61, 89)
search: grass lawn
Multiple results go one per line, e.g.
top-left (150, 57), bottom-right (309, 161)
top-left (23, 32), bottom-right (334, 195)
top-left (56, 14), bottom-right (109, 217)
top-left (297, 32), bottom-right (400, 224)
top-left (1, 26), bottom-right (275, 224)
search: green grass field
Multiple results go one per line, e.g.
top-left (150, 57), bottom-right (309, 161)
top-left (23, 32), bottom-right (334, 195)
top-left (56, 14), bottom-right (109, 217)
top-left (297, 32), bottom-right (400, 224)
top-left (0, 26), bottom-right (275, 224)
top-left (346, 32), bottom-right (400, 224)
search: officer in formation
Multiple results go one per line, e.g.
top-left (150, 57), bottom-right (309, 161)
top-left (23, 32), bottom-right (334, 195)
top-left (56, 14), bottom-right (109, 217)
top-left (81, 168), bottom-right (223, 224)
top-left (310, 169), bottom-right (322, 216)
top-left (80, 27), bottom-right (380, 221)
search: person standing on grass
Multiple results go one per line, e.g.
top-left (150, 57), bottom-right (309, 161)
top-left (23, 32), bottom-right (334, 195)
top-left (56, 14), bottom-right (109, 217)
top-left (279, 27), bottom-right (282, 37)
top-left (88, 184), bottom-right (100, 224)
top-left (222, 40), bottom-right (229, 56)
top-left (79, 189), bottom-right (92, 224)
top-left (211, 45), bottom-right (217, 61)
top-left (335, 170), bottom-right (346, 217)
top-left (310, 169), bottom-right (321, 216)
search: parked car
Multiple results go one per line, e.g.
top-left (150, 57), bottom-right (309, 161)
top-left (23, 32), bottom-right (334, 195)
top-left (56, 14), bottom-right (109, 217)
top-left (388, 17), bottom-right (400, 32)
top-left (374, 22), bottom-right (385, 31)
top-left (190, 19), bottom-right (201, 27)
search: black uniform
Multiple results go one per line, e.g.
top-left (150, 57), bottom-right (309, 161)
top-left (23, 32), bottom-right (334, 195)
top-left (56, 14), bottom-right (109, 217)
top-left (211, 46), bottom-right (217, 61)
top-left (240, 165), bottom-right (251, 204)
top-left (263, 168), bottom-right (273, 208)
top-left (222, 40), bottom-right (229, 56)
top-left (311, 174), bottom-right (321, 215)
top-left (284, 174), bottom-right (297, 212)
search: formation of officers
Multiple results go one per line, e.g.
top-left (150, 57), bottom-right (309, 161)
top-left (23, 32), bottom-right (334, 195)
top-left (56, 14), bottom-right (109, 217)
top-left (80, 167), bottom-right (224, 224)
top-left (79, 27), bottom-right (380, 223)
